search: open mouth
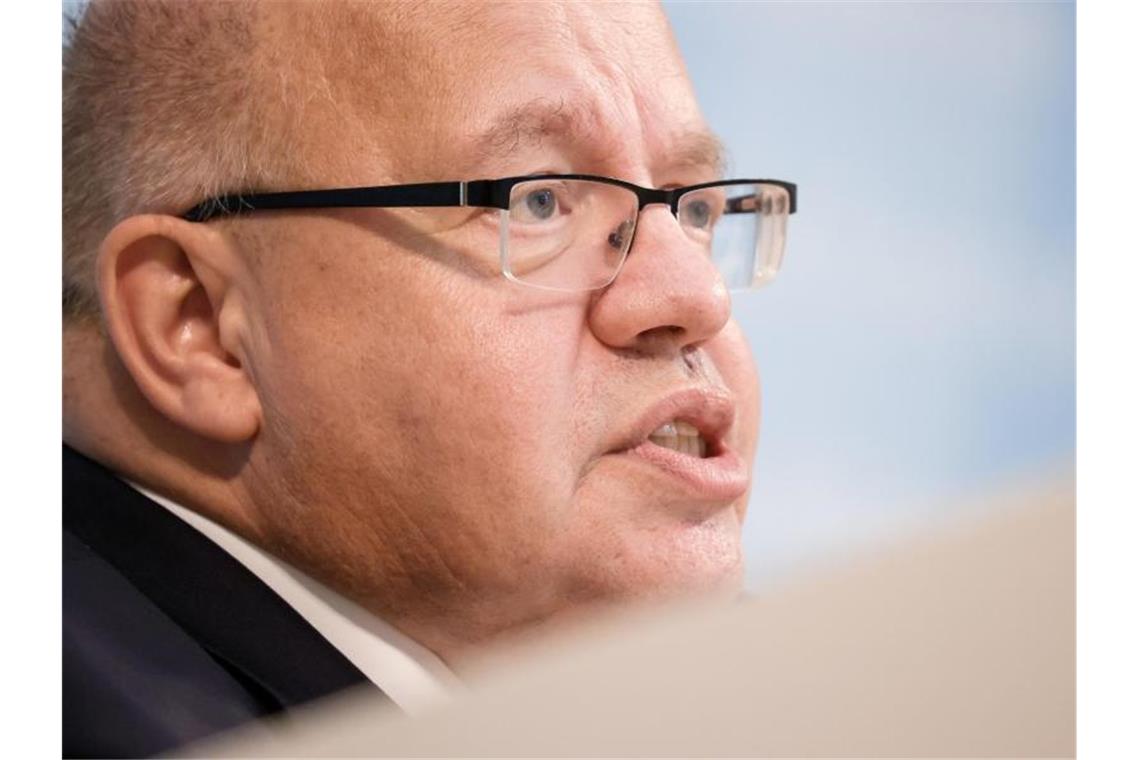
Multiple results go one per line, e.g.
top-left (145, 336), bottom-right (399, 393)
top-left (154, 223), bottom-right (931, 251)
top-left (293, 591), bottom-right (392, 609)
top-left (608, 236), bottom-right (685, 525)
top-left (647, 420), bottom-right (710, 458)
top-left (605, 388), bottom-right (749, 503)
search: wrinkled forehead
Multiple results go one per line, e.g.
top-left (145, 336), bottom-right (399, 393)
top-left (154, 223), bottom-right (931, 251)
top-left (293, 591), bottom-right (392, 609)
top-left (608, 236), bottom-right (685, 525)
top-left (258, 0), bottom-right (714, 183)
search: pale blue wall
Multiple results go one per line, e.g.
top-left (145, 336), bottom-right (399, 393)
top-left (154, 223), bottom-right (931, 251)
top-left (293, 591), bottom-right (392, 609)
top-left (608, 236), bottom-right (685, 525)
top-left (664, 1), bottom-right (1075, 582)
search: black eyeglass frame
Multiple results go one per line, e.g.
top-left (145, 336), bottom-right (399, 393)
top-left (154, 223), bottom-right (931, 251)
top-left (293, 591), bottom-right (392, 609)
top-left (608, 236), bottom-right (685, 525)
top-left (180, 174), bottom-right (798, 223)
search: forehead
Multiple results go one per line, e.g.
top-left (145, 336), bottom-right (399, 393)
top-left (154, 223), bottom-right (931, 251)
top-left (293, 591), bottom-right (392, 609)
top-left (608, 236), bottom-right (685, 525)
top-left (262, 0), bottom-right (712, 182)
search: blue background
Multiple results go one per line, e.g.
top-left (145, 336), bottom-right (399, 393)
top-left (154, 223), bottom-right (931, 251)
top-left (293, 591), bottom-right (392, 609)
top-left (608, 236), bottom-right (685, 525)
top-left (664, 1), bottom-right (1075, 584)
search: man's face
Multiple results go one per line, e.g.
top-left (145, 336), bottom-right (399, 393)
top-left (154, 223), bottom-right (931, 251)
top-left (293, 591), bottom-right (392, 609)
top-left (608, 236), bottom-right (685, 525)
top-left (232, 1), bottom-right (760, 653)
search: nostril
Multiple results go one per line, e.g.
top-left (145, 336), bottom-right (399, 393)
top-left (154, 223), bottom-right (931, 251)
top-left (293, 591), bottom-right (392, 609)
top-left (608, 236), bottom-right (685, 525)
top-left (632, 325), bottom-right (686, 354)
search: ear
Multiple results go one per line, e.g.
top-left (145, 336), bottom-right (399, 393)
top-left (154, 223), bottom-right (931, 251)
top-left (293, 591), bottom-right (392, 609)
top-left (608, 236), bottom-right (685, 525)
top-left (96, 214), bottom-right (261, 443)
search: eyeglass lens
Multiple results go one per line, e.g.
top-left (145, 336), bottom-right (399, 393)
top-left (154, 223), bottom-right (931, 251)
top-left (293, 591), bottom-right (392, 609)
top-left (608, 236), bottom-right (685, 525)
top-left (501, 179), bottom-right (789, 292)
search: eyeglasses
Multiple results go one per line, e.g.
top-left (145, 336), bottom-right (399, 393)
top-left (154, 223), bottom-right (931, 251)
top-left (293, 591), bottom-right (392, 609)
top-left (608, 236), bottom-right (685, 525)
top-left (181, 174), bottom-right (797, 292)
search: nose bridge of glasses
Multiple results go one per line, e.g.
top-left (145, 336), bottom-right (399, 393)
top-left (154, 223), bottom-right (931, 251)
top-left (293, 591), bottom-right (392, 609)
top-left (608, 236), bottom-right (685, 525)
top-left (632, 186), bottom-right (679, 215)
top-left (584, 183), bottom-right (681, 255)
top-left (622, 194), bottom-right (710, 269)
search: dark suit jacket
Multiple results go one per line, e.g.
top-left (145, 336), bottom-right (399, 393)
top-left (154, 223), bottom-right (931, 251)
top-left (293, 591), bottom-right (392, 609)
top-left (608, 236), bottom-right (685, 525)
top-left (63, 445), bottom-right (379, 758)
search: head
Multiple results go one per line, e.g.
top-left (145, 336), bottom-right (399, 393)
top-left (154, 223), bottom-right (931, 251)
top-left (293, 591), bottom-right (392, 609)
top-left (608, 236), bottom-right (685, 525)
top-left (62, 0), bottom-right (761, 660)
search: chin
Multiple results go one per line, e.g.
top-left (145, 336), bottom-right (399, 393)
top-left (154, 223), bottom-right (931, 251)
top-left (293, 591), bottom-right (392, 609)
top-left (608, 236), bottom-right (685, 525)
top-left (594, 503), bottom-right (746, 605)
top-left (660, 526), bottom-right (745, 600)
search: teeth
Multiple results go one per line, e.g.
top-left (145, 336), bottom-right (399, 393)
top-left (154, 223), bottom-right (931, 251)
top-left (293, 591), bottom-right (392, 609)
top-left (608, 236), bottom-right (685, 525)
top-left (648, 419), bottom-right (709, 458)
top-left (649, 420), bottom-right (699, 438)
top-left (674, 421), bottom-right (699, 437)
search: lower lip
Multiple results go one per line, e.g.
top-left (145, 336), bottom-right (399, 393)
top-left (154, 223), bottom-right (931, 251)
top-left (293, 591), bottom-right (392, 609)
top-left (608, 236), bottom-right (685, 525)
top-left (620, 440), bottom-right (750, 502)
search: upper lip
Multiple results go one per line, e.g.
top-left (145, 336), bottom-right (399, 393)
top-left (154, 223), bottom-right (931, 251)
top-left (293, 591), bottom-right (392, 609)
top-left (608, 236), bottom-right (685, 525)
top-left (607, 387), bottom-right (737, 456)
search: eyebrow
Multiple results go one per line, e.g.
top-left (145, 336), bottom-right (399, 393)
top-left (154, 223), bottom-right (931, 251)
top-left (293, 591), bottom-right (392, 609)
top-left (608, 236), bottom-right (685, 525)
top-left (669, 130), bottom-right (727, 177)
top-left (471, 99), bottom-right (585, 162)
top-left (469, 98), bottom-right (726, 178)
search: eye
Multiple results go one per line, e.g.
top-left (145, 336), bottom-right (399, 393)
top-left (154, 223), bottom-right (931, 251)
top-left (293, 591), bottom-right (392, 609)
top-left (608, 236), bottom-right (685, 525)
top-left (510, 185), bottom-right (569, 224)
top-left (680, 197), bottom-right (713, 230)
top-left (527, 189), bottom-right (556, 219)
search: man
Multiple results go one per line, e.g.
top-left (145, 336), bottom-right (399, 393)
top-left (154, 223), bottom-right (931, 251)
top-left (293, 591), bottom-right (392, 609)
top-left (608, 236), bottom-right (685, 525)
top-left (62, 1), bottom-right (794, 756)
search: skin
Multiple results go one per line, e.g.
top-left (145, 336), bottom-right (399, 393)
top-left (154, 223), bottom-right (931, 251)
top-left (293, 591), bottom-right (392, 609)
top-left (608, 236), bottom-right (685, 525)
top-left (63, 1), bottom-right (760, 663)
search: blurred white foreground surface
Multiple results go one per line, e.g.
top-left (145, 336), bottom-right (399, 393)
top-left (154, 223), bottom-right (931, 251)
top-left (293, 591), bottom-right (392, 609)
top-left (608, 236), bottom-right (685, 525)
top-left (183, 476), bottom-right (1073, 758)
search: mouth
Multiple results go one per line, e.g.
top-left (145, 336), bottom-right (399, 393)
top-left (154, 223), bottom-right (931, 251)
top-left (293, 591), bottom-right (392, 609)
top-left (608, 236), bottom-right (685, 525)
top-left (607, 388), bottom-right (750, 503)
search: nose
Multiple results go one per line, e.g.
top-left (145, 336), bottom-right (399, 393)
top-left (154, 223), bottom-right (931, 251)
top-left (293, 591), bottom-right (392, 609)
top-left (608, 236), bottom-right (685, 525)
top-left (588, 205), bottom-right (732, 354)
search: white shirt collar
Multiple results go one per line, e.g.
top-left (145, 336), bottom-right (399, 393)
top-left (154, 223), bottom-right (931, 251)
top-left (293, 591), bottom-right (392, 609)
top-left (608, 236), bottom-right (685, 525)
top-left (126, 480), bottom-right (462, 715)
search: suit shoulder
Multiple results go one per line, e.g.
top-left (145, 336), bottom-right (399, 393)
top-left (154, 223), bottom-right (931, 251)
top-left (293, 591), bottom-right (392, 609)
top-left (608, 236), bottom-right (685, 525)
top-left (63, 530), bottom-right (269, 758)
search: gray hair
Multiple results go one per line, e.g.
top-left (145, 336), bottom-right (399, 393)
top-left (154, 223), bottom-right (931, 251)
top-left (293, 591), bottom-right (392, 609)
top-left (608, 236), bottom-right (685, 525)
top-left (62, 0), bottom-right (288, 319)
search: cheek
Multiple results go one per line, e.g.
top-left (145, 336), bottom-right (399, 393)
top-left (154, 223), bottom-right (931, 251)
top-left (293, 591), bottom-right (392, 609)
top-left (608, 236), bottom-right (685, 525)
top-left (370, 305), bottom-right (601, 587)
top-left (251, 243), bottom-right (597, 579)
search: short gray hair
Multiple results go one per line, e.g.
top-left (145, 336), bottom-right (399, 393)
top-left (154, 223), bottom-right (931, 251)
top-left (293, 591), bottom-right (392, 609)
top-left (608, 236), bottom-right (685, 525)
top-left (62, 0), bottom-right (289, 319)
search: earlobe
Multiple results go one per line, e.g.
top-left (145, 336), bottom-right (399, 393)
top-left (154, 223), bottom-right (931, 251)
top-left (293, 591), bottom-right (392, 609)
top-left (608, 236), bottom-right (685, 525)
top-left (97, 214), bottom-right (262, 443)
